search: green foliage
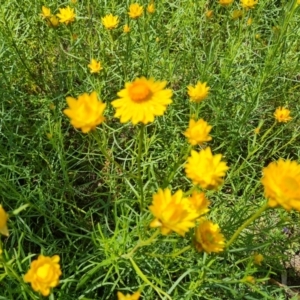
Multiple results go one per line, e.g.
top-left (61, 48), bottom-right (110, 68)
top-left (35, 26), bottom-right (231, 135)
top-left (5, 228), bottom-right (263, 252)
top-left (0, 0), bottom-right (300, 299)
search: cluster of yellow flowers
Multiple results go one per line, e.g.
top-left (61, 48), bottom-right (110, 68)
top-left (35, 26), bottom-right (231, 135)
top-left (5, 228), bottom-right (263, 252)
top-left (41, 5), bottom-right (76, 27)
top-left (219, 0), bottom-right (258, 9)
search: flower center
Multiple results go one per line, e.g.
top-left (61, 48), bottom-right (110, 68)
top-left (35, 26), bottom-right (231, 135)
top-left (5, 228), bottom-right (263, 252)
top-left (37, 264), bottom-right (51, 280)
top-left (129, 82), bottom-right (151, 102)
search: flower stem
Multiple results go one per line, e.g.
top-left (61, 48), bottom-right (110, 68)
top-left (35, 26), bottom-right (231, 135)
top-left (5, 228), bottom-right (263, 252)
top-left (226, 203), bottom-right (269, 248)
top-left (137, 124), bottom-right (145, 211)
top-left (122, 229), bottom-right (160, 259)
top-left (129, 257), bottom-right (172, 300)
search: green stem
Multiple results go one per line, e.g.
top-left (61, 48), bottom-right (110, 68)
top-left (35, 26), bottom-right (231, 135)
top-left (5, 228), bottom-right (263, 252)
top-left (129, 257), bottom-right (172, 300)
top-left (226, 203), bottom-right (269, 248)
top-left (137, 124), bottom-right (145, 211)
top-left (122, 230), bottom-right (160, 259)
top-left (260, 121), bottom-right (276, 142)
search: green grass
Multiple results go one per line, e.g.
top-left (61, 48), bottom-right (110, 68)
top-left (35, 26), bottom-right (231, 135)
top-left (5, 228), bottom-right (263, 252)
top-left (1, 0), bottom-right (300, 299)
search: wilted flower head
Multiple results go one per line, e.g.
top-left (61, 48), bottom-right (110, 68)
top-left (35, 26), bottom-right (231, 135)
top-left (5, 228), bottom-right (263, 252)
top-left (128, 3), bottom-right (143, 19)
top-left (124, 24), bottom-right (130, 33)
top-left (63, 92), bottom-right (106, 133)
top-left (24, 255), bottom-right (62, 296)
top-left (111, 77), bottom-right (172, 125)
top-left (185, 147), bottom-right (229, 190)
top-left (232, 10), bottom-right (243, 20)
top-left (187, 82), bottom-right (210, 103)
top-left (274, 107), bottom-right (292, 123)
top-left (41, 6), bottom-right (51, 19)
top-left (241, 0), bottom-right (258, 9)
top-left (147, 3), bottom-right (155, 14)
top-left (247, 18), bottom-right (253, 25)
top-left (57, 6), bottom-right (76, 24)
top-left (253, 253), bottom-right (264, 265)
top-left (261, 159), bottom-right (300, 211)
top-left (149, 189), bottom-right (201, 236)
top-left (117, 291), bottom-right (141, 300)
top-left (194, 219), bottom-right (225, 253)
top-left (102, 14), bottom-right (119, 30)
top-left (244, 276), bottom-right (255, 284)
top-left (47, 15), bottom-right (59, 27)
top-left (219, 0), bottom-right (233, 5)
top-left (184, 119), bottom-right (212, 145)
top-left (0, 205), bottom-right (9, 236)
top-left (88, 59), bottom-right (103, 74)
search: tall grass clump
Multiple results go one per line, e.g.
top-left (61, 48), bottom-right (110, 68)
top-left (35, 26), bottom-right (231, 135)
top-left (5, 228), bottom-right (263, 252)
top-left (1, 0), bottom-right (300, 299)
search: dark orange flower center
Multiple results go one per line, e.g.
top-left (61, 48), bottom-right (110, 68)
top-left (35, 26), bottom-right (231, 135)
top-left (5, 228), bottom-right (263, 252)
top-left (129, 82), bottom-right (152, 102)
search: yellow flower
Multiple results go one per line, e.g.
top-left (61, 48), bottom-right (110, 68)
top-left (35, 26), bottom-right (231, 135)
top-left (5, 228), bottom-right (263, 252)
top-left (187, 82), bottom-right (210, 103)
top-left (102, 14), bottom-right (119, 30)
top-left (24, 255), bottom-right (62, 296)
top-left (298, 0), bottom-right (300, 5)
top-left (184, 119), bottom-right (212, 146)
top-left (124, 24), bottom-right (130, 33)
top-left (117, 291), bottom-right (141, 300)
top-left (57, 6), bottom-right (76, 24)
top-left (253, 127), bottom-right (260, 134)
top-left (188, 191), bottom-right (210, 216)
top-left (185, 147), bottom-right (229, 190)
top-left (219, 0), bottom-right (233, 5)
top-left (194, 219), bottom-right (225, 253)
top-left (47, 15), bottom-right (59, 27)
top-left (274, 107), bottom-right (292, 123)
top-left (247, 18), bottom-right (253, 25)
top-left (41, 6), bottom-right (51, 19)
top-left (128, 3), bottom-right (143, 19)
top-left (205, 10), bottom-right (213, 18)
top-left (253, 253), bottom-right (264, 265)
top-left (244, 276), bottom-right (255, 284)
top-left (149, 189), bottom-right (200, 236)
top-left (261, 159), bottom-right (300, 211)
top-left (241, 0), bottom-right (258, 9)
top-left (232, 10), bottom-right (243, 20)
top-left (111, 77), bottom-right (172, 125)
top-left (63, 92), bottom-right (106, 133)
top-left (0, 205), bottom-right (9, 236)
top-left (88, 59), bottom-right (103, 74)
top-left (147, 3), bottom-right (155, 14)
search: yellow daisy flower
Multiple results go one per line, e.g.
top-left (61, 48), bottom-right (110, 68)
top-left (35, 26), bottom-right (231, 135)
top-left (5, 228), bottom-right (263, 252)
top-left (47, 16), bottom-right (59, 27)
top-left (261, 159), bottom-right (300, 211)
top-left (274, 107), bottom-right (292, 123)
top-left (149, 188), bottom-right (200, 236)
top-left (88, 59), bottom-right (103, 74)
top-left (128, 3), bottom-right (144, 19)
top-left (41, 6), bottom-right (51, 19)
top-left (205, 10), bottom-right (213, 19)
top-left (63, 92), bottom-right (106, 133)
top-left (0, 205), bottom-right (9, 236)
top-left (24, 255), bottom-right (62, 297)
top-left (219, 0), bottom-right (233, 6)
top-left (57, 6), bottom-right (76, 24)
top-left (185, 147), bottom-right (229, 190)
top-left (102, 14), bottom-right (119, 30)
top-left (194, 219), bottom-right (225, 253)
top-left (117, 291), bottom-right (141, 300)
top-left (253, 253), bottom-right (264, 265)
top-left (124, 24), bottom-right (130, 33)
top-left (183, 119), bottom-right (212, 145)
top-left (111, 77), bottom-right (173, 125)
top-left (147, 3), bottom-right (155, 14)
top-left (187, 82), bottom-right (210, 103)
top-left (188, 191), bottom-right (210, 216)
top-left (241, 0), bottom-right (258, 9)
